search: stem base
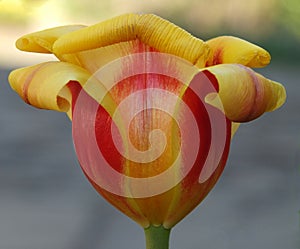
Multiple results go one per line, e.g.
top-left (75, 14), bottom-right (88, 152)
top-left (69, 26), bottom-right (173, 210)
top-left (144, 225), bottom-right (171, 249)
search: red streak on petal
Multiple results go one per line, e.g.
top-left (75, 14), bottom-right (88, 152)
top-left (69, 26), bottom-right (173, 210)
top-left (241, 65), bottom-right (265, 121)
top-left (206, 47), bottom-right (224, 66)
top-left (132, 39), bottom-right (158, 53)
top-left (202, 70), bottom-right (219, 92)
top-left (180, 80), bottom-right (211, 185)
top-left (67, 80), bottom-right (83, 114)
top-left (95, 104), bottom-right (124, 174)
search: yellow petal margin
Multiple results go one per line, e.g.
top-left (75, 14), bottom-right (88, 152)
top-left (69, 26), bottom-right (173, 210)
top-left (206, 36), bottom-right (271, 68)
top-left (16, 25), bottom-right (86, 53)
top-left (8, 62), bottom-right (91, 117)
top-left (52, 14), bottom-right (210, 67)
top-left (205, 64), bottom-right (286, 122)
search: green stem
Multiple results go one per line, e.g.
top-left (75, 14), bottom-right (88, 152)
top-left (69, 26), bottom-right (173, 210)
top-left (144, 225), bottom-right (171, 249)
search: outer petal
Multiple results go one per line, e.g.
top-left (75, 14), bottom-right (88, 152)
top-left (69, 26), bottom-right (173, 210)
top-left (16, 25), bottom-right (86, 53)
top-left (204, 64), bottom-right (286, 122)
top-left (53, 14), bottom-right (210, 67)
top-left (206, 36), bottom-right (271, 68)
top-left (8, 61), bottom-right (92, 117)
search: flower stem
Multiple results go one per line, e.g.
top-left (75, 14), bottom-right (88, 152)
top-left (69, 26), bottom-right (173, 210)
top-left (144, 225), bottom-right (171, 249)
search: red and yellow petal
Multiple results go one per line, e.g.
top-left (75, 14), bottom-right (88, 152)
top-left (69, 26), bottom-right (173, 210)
top-left (206, 36), bottom-right (271, 68)
top-left (203, 64), bottom-right (286, 122)
top-left (8, 61), bottom-right (92, 117)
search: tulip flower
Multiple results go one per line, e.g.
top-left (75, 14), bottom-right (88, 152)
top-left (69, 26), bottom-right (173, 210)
top-left (9, 13), bottom-right (285, 249)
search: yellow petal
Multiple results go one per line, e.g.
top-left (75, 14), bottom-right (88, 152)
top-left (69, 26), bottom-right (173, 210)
top-left (204, 64), bottom-right (286, 122)
top-left (16, 25), bottom-right (86, 53)
top-left (53, 14), bottom-right (210, 67)
top-left (8, 61), bottom-right (91, 117)
top-left (53, 14), bottom-right (139, 55)
top-left (136, 14), bottom-right (210, 67)
top-left (206, 36), bottom-right (271, 68)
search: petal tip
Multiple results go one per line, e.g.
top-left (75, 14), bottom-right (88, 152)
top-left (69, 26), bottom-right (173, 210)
top-left (247, 49), bottom-right (271, 68)
top-left (206, 36), bottom-right (272, 68)
top-left (16, 37), bottom-right (29, 50)
top-left (269, 80), bottom-right (287, 111)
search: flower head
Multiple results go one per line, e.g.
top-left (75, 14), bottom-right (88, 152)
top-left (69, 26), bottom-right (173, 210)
top-left (9, 13), bottom-right (286, 229)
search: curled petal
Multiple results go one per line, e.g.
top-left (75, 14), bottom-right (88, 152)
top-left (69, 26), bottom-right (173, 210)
top-left (204, 64), bottom-right (286, 122)
top-left (16, 25), bottom-right (86, 53)
top-left (8, 62), bottom-right (91, 117)
top-left (206, 36), bottom-right (271, 68)
top-left (53, 14), bottom-right (210, 67)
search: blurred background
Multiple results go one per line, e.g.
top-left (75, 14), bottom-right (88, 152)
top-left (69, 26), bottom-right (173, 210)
top-left (0, 0), bottom-right (299, 248)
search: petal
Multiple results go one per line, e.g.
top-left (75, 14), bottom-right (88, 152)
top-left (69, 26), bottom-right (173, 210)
top-left (136, 14), bottom-right (210, 67)
top-left (206, 36), bottom-right (271, 68)
top-left (8, 61), bottom-right (92, 117)
top-left (53, 14), bottom-right (139, 55)
top-left (16, 25), bottom-right (86, 53)
top-left (53, 14), bottom-right (210, 67)
top-left (203, 64), bottom-right (286, 122)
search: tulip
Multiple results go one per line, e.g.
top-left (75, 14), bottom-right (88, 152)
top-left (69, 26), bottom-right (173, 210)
top-left (9, 13), bottom-right (285, 249)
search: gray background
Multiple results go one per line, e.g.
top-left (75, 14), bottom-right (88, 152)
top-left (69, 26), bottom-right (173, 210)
top-left (0, 62), bottom-right (299, 249)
